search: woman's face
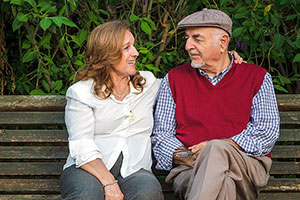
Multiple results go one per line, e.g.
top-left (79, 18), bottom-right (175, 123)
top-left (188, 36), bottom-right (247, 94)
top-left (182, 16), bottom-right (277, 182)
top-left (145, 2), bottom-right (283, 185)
top-left (113, 30), bottom-right (139, 77)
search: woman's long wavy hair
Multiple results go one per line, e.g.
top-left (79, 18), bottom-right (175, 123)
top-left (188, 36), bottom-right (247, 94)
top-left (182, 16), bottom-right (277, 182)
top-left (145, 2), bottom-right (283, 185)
top-left (76, 20), bottom-right (145, 99)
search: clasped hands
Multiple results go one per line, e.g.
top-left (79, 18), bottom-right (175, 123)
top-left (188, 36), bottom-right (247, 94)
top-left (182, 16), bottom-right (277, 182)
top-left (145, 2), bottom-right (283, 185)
top-left (173, 141), bottom-right (208, 168)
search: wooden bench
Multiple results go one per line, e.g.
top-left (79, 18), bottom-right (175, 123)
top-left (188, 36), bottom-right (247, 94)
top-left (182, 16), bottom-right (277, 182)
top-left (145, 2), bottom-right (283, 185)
top-left (0, 95), bottom-right (299, 200)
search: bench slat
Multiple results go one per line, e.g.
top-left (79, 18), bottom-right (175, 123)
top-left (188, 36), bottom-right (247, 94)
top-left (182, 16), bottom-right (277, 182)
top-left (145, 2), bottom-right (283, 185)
top-left (271, 146), bottom-right (300, 159)
top-left (0, 162), bottom-right (64, 176)
top-left (277, 129), bottom-right (300, 142)
top-left (0, 161), bottom-right (298, 176)
top-left (0, 128), bottom-right (297, 143)
top-left (270, 162), bottom-right (300, 175)
top-left (0, 95), bottom-right (65, 111)
top-left (276, 94), bottom-right (300, 111)
top-left (0, 178), bottom-right (299, 193)
top-left (0, 195), bottom-right (61, 200)
top-left (0, 146), bottom-right (68, 159)
top-left (279, 111), bottom-right (300, 125)
top-left (0, 112), bottom-right (65, 125)
top-left (0, 130), bottom-right (68, 142)
top-left (258, 193), bottom-right (300, 200)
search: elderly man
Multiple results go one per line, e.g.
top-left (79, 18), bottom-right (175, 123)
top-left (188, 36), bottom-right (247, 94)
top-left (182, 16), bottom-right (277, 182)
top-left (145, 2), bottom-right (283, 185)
top-left (152, 8), bottom-right (280, 200)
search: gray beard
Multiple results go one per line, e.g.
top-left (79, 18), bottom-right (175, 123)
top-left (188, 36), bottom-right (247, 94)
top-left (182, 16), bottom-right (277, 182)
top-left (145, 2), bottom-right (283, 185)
top-left (191, 60), bottom-right (206, 69)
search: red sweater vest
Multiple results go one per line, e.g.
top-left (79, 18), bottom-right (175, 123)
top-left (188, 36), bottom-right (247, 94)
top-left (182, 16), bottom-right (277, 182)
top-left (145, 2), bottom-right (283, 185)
top-left (168, 62), bottom-right (267, 147)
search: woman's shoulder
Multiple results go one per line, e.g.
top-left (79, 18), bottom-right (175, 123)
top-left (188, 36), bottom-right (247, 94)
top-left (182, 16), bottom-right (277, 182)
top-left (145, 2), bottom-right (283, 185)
top-left (138, 71), bottom-right (158, 86)
top-left (66, 79), bottom-right (94, 100)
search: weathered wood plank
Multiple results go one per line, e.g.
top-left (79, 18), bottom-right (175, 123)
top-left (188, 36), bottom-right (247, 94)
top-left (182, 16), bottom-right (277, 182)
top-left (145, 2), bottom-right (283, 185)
top-left (0, 112), bottom-right (65, 125)
top-left (258, 192), bottom-right (300, 200)
top-left (271, 146), bottom-right (300, 159)
top-left (0, 162), bottom-right (64, 176)
top-left (0, 146), bottom-right (68, 159)
top-left (0, 195), bottom-right (61, 200)
top-left (0, 95), bottom-right (66, 111)
top-left (0, 130), bottom-right (68, 142)
top-left (277, 129), bottom-right (300, 142)
top-left (262, 178), bottom-right (300, 192)
top-left (270, 162), bottom-right (300, 175)
top-left (0, 179), bottom-right (60, 193)
top-left (276, 94), bottom-right (300, 111)
top-left (279, 111), bottom-right (300, 125)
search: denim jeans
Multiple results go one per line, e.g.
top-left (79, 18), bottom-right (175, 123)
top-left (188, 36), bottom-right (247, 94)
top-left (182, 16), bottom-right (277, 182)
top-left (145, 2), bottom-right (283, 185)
top-left (60, 153), bottom-right (164, 200)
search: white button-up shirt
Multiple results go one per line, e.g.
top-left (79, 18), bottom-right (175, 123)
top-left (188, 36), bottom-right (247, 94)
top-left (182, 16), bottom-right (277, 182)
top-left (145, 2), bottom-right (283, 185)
top-left (63, 71), bottom-right (160, 178)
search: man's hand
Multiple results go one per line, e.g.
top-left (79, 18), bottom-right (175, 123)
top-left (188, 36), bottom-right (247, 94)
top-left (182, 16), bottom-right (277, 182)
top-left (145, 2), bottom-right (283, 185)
top-left (188, 141), bottom-right (209, 159)
top-left (173, 146), bottom-right (194, 167)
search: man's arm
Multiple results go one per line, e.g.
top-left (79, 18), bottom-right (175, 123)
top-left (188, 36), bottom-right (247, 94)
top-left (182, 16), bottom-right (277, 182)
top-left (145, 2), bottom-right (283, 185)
top-left (151, 74), bottom-right (183, 171)
top-left (231, 72), bottom-right (280, 156)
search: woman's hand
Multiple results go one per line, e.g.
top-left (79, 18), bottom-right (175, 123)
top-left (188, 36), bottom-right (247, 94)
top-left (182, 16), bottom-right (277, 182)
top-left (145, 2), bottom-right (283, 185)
top-left (230, 50), bottom-right (246, 64)
top-left (104, 182), bottom-right (124, 200)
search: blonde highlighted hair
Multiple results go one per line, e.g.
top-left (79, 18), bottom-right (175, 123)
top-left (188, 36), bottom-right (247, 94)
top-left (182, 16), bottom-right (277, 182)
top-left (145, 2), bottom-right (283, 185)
top-left (76, 20), bottom-right (145, 99)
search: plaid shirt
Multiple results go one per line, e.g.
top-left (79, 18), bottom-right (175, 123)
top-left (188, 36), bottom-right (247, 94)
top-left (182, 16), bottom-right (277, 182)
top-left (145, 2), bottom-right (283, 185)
top-left (151, 60), bottom-right (280, 171)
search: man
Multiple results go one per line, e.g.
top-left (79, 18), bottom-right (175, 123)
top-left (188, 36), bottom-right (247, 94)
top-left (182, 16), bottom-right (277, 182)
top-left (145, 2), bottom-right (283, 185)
top-left (151, 8), bottom-right (280, 200)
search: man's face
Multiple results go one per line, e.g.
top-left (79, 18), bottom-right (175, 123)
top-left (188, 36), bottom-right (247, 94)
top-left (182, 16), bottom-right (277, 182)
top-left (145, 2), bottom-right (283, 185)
top-left (185, 27), bottom-right (220, 68)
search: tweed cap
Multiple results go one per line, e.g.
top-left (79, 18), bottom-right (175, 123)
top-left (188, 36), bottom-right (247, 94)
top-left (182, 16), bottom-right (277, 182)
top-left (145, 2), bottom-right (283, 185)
top-left (178, 8), bottom-right (232, 36)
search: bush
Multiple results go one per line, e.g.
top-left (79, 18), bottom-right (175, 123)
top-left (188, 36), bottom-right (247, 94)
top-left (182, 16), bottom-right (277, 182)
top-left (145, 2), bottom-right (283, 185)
top-left (0, 0), bottom-right (299, 95)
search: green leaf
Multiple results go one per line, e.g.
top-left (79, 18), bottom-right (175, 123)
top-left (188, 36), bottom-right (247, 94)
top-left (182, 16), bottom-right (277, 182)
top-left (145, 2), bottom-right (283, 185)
top-left (232, 27), bottom-right (243, 38)
top-left (25, 0), bottom-right (37, 7)
top-left (40, 18), bottom-right (52, 31)
top-left (145, 64), bottom-right (160, 72)
top-left (59, 37), bottom-right (65, 49)
top-left (17, 13), bottom-right (28, 22)
top-left (99, 9), bottom-right (110, 16)
top-left (51, 16), bottom-right (63, 27)
top-left (67, 45), bottom-right (73, 57)
top-left (79, 29), bottom-right (87, 45)
top-left (22, 50), bottom-right (36, 63)
top-left (40, 34), bottom-right (52, 47)
top-left (294, 38), bottom-right (300, 49)
top-left (141, 21), bottom-right (151, 35)
top-left (74, 60), bottom-right (84, 67)
top-left (292, 53), bottom-right (300, 63)
top-left (278, 74), bottom-right (292, 85)
top-left (61, 17), bottom-right (77, 28)
top-left (139, 48), bottom-right (149, 54)
top-left (264, 4), bottom-right (272, 16)
top-left (30, 89), bottom-right (46, 95)
top-left (130, 14), bottom-right (139, 22)
top-left (273, 85), bottom-right (288, 93)
top-left (273, 33), bottom-right (285, 48)
top-left (285, 14), bottom-right (298, 21)
top-left (52, 80), bottom-right (63, 91)
top-left (22, 41), bottom-right (31, 49)
top-left (12, 18), bottom-right (23, 31)
top-left (42, 79), bottom-right (50, 93)
top-left (10, 0), bottom-right (23, 5)
top-left (142, 17), bottom-right (156, 30)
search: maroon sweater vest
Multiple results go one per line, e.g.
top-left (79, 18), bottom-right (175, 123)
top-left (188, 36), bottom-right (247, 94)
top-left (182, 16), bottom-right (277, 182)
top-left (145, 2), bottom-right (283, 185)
top-left (168, 62), bottom-right (267, 148)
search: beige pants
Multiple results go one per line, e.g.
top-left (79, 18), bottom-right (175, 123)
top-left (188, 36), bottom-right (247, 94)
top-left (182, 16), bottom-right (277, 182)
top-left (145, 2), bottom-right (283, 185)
top-left (166, 140), bottom-right (272, 200)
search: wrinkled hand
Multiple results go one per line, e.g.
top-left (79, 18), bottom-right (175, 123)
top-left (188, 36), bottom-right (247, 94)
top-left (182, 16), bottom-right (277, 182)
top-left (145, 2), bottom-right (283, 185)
top-left (104, 183), bottom-right (124, 200)
top-left (230, 50), bottom-right (246, 64)
top-left (188, 141), bottom-right (208, 159)
top-left (173, 146), bottom-right (194, 167)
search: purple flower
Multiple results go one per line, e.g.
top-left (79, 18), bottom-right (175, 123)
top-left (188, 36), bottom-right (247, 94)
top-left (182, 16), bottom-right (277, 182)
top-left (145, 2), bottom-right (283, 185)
top-left (236, 40), bottom-right (245, 51)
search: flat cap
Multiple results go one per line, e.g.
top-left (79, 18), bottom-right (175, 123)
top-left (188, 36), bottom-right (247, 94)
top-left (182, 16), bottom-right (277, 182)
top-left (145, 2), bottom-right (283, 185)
top-left (178, 8), bottom-right (232, 36)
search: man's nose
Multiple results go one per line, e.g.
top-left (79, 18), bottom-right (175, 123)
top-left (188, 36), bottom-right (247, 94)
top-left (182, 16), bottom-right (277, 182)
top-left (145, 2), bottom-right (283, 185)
top-left (185, 39), bottom-right (194, 51)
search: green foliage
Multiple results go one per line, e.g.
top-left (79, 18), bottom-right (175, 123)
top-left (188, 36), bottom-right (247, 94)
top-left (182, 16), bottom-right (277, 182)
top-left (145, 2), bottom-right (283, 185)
top-left (0, 0), bottom-right (299, 95)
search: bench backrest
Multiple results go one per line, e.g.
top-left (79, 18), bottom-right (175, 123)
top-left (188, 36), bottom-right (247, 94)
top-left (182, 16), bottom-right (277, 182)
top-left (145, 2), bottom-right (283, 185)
top-left (0, 95), bottom-right (299, 199)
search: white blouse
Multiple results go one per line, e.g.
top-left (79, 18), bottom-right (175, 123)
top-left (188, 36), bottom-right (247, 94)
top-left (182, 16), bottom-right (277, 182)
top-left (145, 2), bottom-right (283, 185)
top-left (63, 71), bottom-right (161, 178)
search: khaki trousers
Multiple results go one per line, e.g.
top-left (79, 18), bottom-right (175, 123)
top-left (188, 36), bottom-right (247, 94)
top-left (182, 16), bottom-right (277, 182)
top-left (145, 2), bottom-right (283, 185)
top-left (166, 140), bottom-right (272, 200)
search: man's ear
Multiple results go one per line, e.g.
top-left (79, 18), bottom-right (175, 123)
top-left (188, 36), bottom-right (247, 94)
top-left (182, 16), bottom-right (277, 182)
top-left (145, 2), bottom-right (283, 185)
top-left (219, 34), bottom-right (230, 53)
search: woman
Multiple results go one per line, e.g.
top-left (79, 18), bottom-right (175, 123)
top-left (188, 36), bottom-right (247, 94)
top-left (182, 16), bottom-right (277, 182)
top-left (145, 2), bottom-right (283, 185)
top-left (60, 20), bottom-right (244, 200)
top-left (60, 20), bottom-right (163, 200)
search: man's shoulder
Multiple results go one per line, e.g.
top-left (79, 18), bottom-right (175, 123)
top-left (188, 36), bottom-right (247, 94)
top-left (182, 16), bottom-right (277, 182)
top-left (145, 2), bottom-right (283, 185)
top-left (236, 62), bottom-right (267, 74)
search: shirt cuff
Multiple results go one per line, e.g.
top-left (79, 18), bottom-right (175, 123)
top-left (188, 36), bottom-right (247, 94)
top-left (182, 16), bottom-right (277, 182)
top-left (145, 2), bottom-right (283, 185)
top-left (69, 138), bottom-right (103, 167)
top-left (231, 133), bottom-right (262, 157)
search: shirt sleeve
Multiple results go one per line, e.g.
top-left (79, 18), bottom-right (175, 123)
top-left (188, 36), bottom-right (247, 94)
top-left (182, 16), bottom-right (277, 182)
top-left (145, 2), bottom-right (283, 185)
top-left (151, 74), bottom-right (183, 171)
top-left (231, 72), bottom-right (280, 156)
top-left (65, 86), bottom-right (102, 168)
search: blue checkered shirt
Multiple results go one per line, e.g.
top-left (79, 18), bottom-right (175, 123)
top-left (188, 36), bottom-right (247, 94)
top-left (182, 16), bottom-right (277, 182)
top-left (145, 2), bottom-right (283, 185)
top-left (151, 60), bottom-right (280, 171)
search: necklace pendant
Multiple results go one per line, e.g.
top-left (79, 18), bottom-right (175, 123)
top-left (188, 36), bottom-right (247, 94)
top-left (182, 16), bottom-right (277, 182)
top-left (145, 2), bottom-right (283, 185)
top-left (129, 111), bottom-right (135, 120)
